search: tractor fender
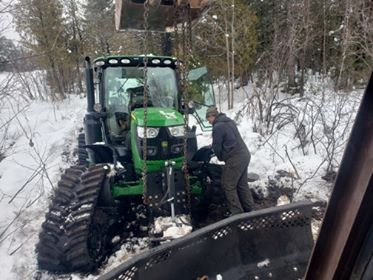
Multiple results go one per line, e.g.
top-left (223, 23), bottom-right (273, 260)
top-left (98, 176), bottom-right (116, 207)
top-left (85, 144), bottom-right (114, 164)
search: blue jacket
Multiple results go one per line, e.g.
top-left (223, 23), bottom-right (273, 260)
top-left (212, 113), bottom-right (250, 162)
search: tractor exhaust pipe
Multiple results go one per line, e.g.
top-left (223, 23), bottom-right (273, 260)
top-left (85, 56), bottom-right (95, 112)
top-left (163, 33), bottom-right (172, 56)
top-left (83, 56), bottom-right (103, 150)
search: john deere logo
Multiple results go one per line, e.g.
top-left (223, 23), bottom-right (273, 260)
top-left (159, 111), bottom-right (177, 120)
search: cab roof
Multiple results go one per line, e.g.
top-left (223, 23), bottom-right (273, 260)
top-left (93, 55), bottom-right (178, 69)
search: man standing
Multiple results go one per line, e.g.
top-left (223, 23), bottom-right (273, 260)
top-left (206, 106), bottom-right (254, 215)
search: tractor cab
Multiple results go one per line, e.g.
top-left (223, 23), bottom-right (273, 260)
top-left (88, 56), bottom-right (214, 153)
top-left (99, 57), bottom-right (181, 144)
top-left (94, 56), bottom-right (182, 147)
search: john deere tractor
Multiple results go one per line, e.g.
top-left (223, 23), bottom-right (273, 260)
top-left (36, 55), bottom-right (218, 273)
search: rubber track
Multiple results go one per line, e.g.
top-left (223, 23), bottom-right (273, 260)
top-left (36, 164), bottom-right (109, 273)
top-left (77, 133), bottom-right (88, 166)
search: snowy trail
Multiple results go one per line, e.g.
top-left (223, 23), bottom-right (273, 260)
top-left (0, 95), bottom-right (86, 279)
top-left (0, 72), bottom-right (362, 279)
top-left (0, 93), bottom-right (148, 280)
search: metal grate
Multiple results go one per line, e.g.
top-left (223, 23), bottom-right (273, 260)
top-left (117, 266), bottom-right (138, 280)
top-left (145, 250), bottom-right (171, 270)
top-left (238, 209), bottom-right (311, 232)
top-left (211, 226), bottom-right (232, 240)
top-left (98, 202), bottom-right (313, 280)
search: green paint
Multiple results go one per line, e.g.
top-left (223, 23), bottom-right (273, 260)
top-left (112, 181), bottom-right (202, 198)
top-left (131, 108), bottom-right (184, 127)
top-left (130, 108), bottom-right (185, 172)
top-left (112, 183), bottom-right (143, 197)
top-left (189, 176), bottom-right (203, 196)
top-left (191, 184), bottom-right (203, 196)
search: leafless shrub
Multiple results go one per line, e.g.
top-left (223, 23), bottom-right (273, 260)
top-left (0, 110), bottom-right (55, 247)
top-left (244, 77), bottom-right (360, 183)
top-left (0, 73), bottom-right (17, 161)
top-left (236, 77), bottom-right (284, 136)
top-left (11, 65), bottom-right (50, 101)
top-left (315, 93), bottom-right (359, 172)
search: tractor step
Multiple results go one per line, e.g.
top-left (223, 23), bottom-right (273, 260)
top-left (98, 201), bottom-right (314, 280)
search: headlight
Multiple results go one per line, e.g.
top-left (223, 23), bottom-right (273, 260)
top-left (137, 126), bottom-right (159, 138)
top-left (169, 125), bottom-right (184, 137)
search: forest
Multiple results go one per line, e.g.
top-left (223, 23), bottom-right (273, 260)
top-left (1, 0), bottom-right (372, 102)
top-left (0, 1), bottom-right (371, 278)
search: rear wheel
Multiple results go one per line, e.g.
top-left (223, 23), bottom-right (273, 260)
top-left (36, 164), bottom-right (111, 273)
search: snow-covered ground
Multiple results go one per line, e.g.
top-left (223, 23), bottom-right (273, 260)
top-left (0, 72), bottom-right (362, 279)
top-left (203, 77), bottom-right (361, 203)
top-left (0, 73), bottom-right (86, 279)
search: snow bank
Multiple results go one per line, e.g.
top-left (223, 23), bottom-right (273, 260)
top-left (194, 78), bottom-right (362, 202)
top-left (154, 215), bottom-right (193, 239)
top-left (0, 80), bottom-right (86, 279)
top-left (0, 71), bottom-right (363, 279)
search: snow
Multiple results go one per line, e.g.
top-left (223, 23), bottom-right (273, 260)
top-left (276, 195), bottom-right (290, 206)
top-left (257, 258), bottom-right (270, 268)
top-left (208, 78), bottom-right (361, 203)
top-left (0, 1), bottom-right (20, 41)
top-left (153, 215), bottom-right (193, 239)
top-left (0, 71), bottom-right (363, 279)
top-left (0, 73), bottom-right (86, 279)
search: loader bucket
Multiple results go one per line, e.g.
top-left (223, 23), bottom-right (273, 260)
top-left (115, 0), bottom-right (211, 32)
top-left (98, 202), bottom-right (314, 280)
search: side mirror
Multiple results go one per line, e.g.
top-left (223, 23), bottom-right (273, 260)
top-left (93, 103), bottom-right (102, 113)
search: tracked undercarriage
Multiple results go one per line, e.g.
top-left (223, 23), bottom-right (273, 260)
top-left (37, 159), bottom-right (228, 273)
top-left (37, 165), bottom-right (111, 272)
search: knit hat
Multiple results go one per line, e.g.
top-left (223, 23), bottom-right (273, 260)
top-left (205, 106), bottom-right (219, 118)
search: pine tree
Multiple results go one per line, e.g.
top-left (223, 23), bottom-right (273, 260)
top-left (13, 0), bottom-right (69, 99)
top-left (193, 0), bottom-right (257, 108)
top-left (83, 0), bottom-right (117, 55)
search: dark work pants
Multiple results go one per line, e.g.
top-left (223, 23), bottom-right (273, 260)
top-left (221, 153), bottom-right (254, 214)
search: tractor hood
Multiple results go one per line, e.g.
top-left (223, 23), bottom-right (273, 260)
top-left (131, 108), bottom-right (184, 127)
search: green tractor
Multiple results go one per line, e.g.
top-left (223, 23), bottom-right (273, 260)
top-left (36, 55), bottom-right (219, 273)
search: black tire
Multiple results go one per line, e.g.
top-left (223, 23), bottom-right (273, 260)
top-left (78, 133), bottom-right (88, 166)
top-left (36, 164), bottom-right (110, 273)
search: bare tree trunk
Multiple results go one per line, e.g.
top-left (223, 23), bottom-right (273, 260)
top-left (337, 0), bottom-right (352, 90)
top-left (299, 0), bottom-right (310, 96)
top-left (230, 0), bottom-right (235, 108)
top-left (69, 0), bottom-right (84, 93)
top-left (287, 2), bottom-right (297, 93)
top-left (322, 0), bottom-right (327, 78)
top-left (222, 0), bottom-right (232, 109)
top-left (48, 55), bottom-right (65, 100)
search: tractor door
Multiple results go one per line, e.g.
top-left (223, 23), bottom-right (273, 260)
top-left (188, 66), bottom-right (215, 131)
top-left (103, 67), bottom-right (133, 144)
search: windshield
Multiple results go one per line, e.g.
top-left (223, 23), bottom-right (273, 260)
top-left (104, 66), bottom-right (179, 113)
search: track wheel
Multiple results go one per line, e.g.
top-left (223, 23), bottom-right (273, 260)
top-left (77, 133), bottom-right (88, 166)
top-left (36, 164), bottom-right (110, 273)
